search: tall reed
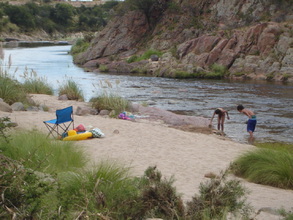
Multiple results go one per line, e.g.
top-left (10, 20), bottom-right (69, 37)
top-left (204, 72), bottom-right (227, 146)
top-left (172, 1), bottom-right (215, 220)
top-left (21, 69), bottom-right (54, 95)
top-left (58, 79), bottom-right (84, 101)
top-left (0, 53), bottom-right (27, 104)
top-left (91, 79), bottom-right (130, 115)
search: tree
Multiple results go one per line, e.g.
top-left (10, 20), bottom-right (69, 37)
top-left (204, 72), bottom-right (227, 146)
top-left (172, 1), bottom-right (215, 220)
top-left (51, 3), bottom-right (75, 28)
top-left (3, 5), bottom-right (36, 31)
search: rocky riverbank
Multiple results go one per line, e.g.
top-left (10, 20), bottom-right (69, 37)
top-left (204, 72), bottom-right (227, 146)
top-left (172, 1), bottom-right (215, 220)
top-left (74, 0), bottom-right (293, 83)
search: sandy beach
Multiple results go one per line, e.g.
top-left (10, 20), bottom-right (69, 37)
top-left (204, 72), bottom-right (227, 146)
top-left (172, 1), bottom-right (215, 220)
top-left (1, 94), bottom-right (292, 220)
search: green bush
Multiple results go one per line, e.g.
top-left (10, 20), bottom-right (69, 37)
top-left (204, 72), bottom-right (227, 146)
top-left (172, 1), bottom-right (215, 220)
top-left (136, 166), bottom-right (185, 219)
top-left (58, 79), bottom-right (84, 101)
top-left (231, 146), bottom-right (293, 189)
top-left (0, 154), bottom-right (58, 219)
top-left (99, 64), bottom-right (109, 72)
top-left (207, 64), bottom-right (228, 79)
top-left (70, 38), bottom-right (90, 56)
top-left (0, 116), bottom-right (12, 143)
top-left (186, 170), bottom-right (251, 219)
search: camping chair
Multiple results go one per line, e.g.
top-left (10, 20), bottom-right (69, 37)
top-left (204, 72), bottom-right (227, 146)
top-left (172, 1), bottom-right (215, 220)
top-left (43, 106), bottom-right (74, 139)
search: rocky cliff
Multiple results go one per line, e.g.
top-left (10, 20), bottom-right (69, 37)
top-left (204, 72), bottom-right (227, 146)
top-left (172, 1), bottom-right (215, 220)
top-left (76, 0), bottom-right (293, 82)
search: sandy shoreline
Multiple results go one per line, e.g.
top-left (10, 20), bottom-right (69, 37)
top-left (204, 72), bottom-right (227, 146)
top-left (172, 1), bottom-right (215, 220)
top-left (1, 94), bottom-right (292, 219)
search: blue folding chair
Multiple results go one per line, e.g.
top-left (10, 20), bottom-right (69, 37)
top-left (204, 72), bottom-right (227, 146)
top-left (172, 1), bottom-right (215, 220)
top-left (44, 106), bottom-right (74, 138)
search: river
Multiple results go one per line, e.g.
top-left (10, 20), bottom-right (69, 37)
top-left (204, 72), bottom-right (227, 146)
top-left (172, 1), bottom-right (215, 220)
top-left (2, 45), bottom-right (293, 144)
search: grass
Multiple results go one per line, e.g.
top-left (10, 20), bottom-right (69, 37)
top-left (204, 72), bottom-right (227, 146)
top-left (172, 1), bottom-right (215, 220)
top-left (127, 49), bottom-right (163, 63)
top-left (0, 130), bottom-right (86, 174)
top-left (58, 79), bottom-right (84, 101)
top-left (21, 69), bottom-right (54, 95)
top-left (0, 60), bottom-right (28, 104)
top-left (173, 64), bottom-right (228, 79)
top-left (255, 142), bottom-right (293, 153)
top-left (0, 74), bottom-right (27, 104)
top-left (0, 53), bottom-right (52, 105)
top-left (90, 92), bottom-right (130, 116)
top-left (231, 142), bottom-right (293, 189)
top-left (57, 161), bottom-right (139, 219)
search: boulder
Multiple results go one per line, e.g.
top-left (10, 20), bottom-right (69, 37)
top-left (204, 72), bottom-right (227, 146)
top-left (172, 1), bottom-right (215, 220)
top-left (58, 94), bottom-right (68, 100)
top-left (11, 102), bottom-right (25, 111)
top-left (99, 110), bottom-right (110, 116)
top-left (75, 106), bottom-right (98, 116)
top-left (0, 102), bottom-right (12, 112)
top-left (150, 54), bottom-right (159, 61)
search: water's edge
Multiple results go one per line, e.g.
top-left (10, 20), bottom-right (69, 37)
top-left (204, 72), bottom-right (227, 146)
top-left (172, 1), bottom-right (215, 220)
top-left (3, 45), bottom-right (293, 144)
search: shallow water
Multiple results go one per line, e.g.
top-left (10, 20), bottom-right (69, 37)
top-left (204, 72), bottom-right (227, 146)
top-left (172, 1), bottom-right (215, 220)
top-left (3, 45), bottom-right (293, 144)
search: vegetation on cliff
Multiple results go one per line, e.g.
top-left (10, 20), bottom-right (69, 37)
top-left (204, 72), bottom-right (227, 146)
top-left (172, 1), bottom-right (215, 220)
top-left (0, 1), bottom-right (120, 39)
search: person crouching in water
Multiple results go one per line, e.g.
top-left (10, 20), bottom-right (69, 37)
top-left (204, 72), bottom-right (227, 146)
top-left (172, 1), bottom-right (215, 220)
top-left (209, 108), bottom-right (230, 132)
top-left (237, 104), bottom-right (257, 140)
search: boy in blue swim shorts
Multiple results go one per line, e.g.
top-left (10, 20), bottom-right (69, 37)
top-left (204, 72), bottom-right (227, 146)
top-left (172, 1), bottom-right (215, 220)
top-left (237, 105), bottom-right (257, 140)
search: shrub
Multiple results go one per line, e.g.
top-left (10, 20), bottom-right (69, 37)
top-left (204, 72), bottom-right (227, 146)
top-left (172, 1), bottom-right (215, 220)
top-left (207, 64), bottom-right (228, 79)
top-left (231, 146), bottom-right (293, 189)
top-left (266, 72), bottom-right (274, 81)
top-left (282, 73), bottom-right (290, 82)
top-left (70, 38), bottom-right (90, 56)
top-left (99, 64), bottom-right (109, 72)
top-left (58, 79), bottom-right (84, 101)
top-left (0, 154), bottom-right (57, 219)
top-left (137, 166), bottom-right (185, 219)
top-left (186, 170), bottom-right (252, 219)
top-left (0, 116), bottom-right (12, 143)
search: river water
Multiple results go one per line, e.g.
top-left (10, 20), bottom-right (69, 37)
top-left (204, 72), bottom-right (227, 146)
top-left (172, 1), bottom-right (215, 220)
top-left (3, 45), bottom-right (293, 144)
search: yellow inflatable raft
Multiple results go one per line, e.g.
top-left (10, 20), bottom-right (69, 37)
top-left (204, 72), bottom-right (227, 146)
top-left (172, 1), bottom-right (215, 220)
top-left (63, 130), bottom-right (93, 141)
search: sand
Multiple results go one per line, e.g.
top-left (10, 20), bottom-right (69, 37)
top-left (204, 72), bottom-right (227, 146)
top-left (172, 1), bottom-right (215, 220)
top-left (1, 94), bottom-right (292, 219)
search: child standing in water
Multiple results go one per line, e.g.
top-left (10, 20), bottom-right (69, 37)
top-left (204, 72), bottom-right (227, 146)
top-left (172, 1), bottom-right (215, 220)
top-left (237, 104), bottom-right (257, 140)
top-left (209, 108), bottom-right (230, 132)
